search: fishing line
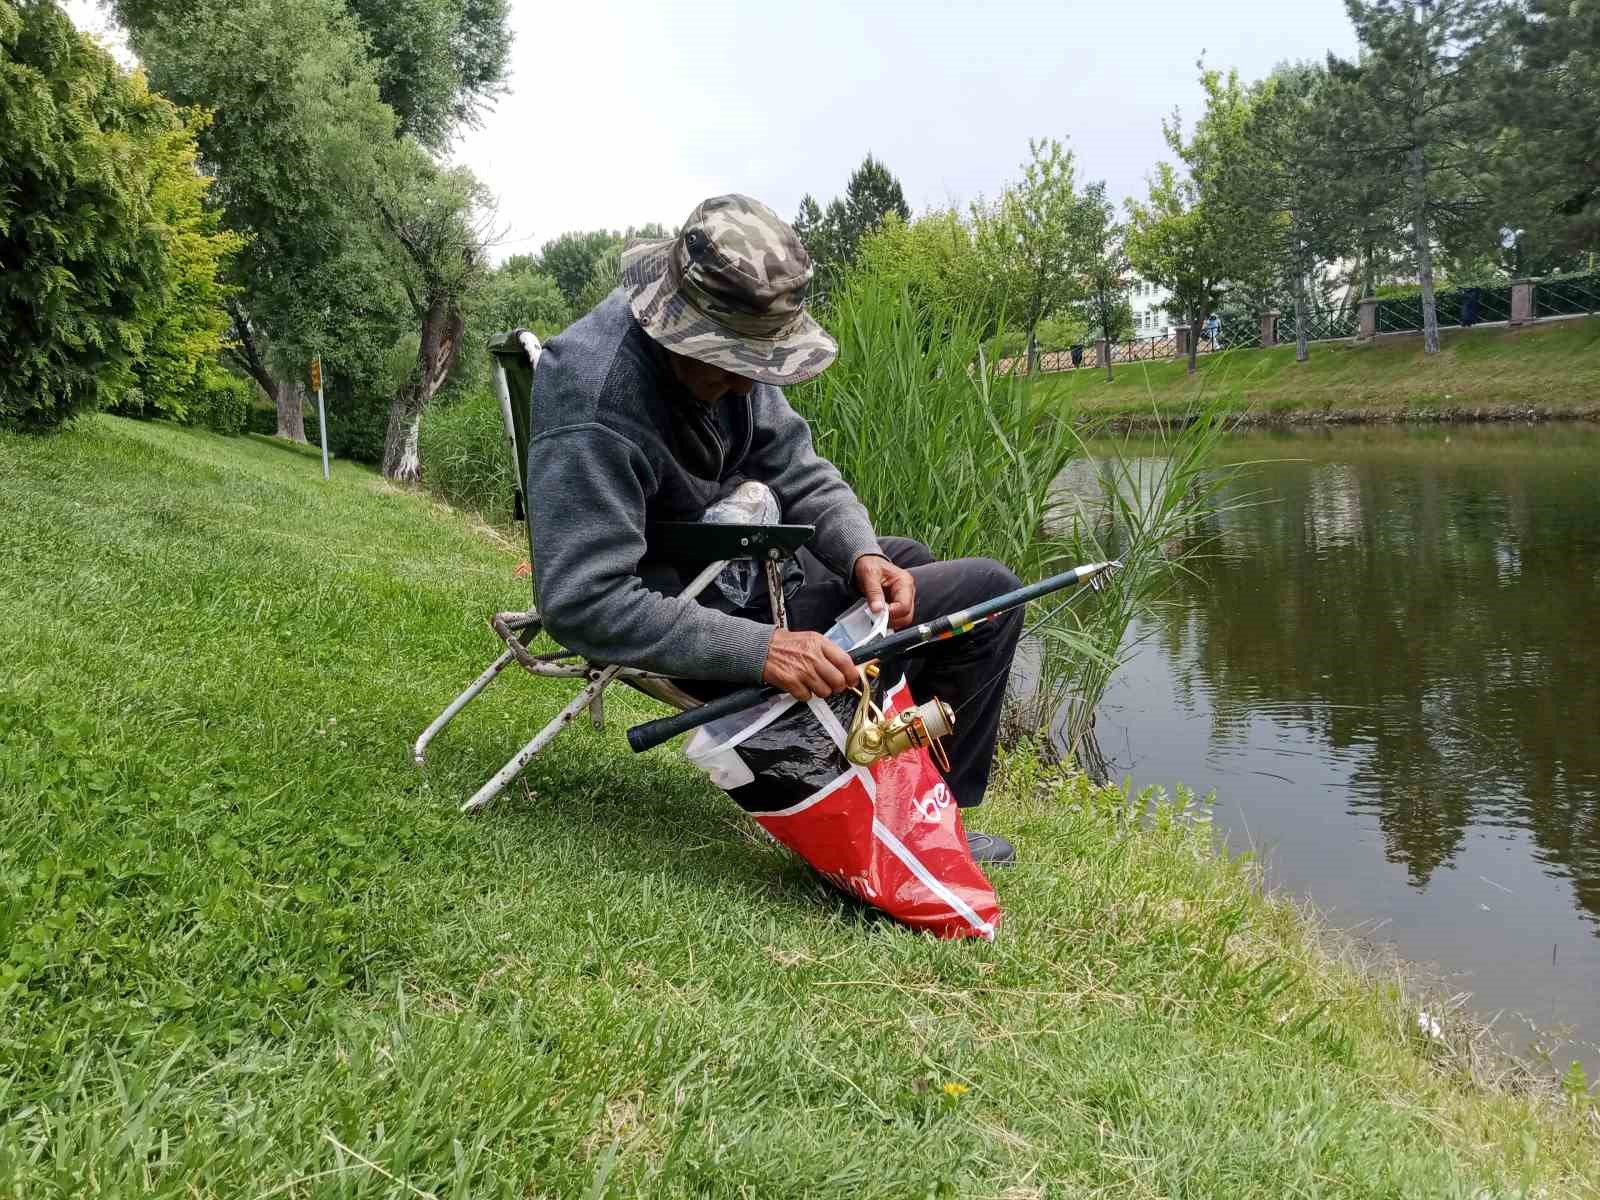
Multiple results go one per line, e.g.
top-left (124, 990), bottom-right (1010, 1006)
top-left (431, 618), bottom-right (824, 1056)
top-left (943, 579), bottom-right (1107, 721)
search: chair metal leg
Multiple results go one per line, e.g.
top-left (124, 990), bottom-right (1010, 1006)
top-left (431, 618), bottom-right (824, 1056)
top-left (452, 560), bottom-right (726, 814)
top-left (413, 648), bottom-right (518, 766)
top-left (589, 688), bottom-right (605, 731)
top-left (461, 666), bottom-right (622, 814)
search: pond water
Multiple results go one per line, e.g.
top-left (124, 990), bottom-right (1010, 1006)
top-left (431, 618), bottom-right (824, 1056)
top-left (1075, 425), bottom-right (1600, 1072)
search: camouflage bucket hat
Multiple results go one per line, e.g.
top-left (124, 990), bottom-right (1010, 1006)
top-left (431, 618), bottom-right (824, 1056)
top-left (621, 194), bottom-right (837, 386)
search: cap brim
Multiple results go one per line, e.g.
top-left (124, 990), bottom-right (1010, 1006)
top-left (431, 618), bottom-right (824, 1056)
top-left (620, 239), bottom-right (837, 387)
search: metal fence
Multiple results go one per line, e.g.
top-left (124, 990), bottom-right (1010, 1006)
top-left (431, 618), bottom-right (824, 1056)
top-left (1534, 272), bottom-right (1600, 318)
top-left (1297, 305), bottom-right (1360, 342)
top-left (990, 274), bottom-right (1595, 378)
top-left (1376, 283), bottom-right (1513, 333)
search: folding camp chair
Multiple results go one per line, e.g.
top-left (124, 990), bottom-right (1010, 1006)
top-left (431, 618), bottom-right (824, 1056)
top-left (413, 329), bottom-right (813, 813)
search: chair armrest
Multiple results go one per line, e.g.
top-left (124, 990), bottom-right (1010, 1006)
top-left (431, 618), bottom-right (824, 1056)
top-left (645, 522), bottom-right (814, 563)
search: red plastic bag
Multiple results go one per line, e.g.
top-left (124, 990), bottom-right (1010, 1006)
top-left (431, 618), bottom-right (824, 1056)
top-left (752, 677), bottom-right (999, 939)
top-left (685, 603), bottom-right (1000, 940)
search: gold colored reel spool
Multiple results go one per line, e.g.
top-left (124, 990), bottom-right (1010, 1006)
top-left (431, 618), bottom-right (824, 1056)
top-left (845, 661), bottom-right (956, 772)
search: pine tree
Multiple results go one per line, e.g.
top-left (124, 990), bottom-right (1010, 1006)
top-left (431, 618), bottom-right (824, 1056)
top-left (793, 154), bottom-right (910, 284)
top-left (1243, 65), bottom-right (1350, 362)
top-left (1330, 0), bottom-right (1502, 354)
top-left (838, 153), bottom-right (910, 263)
top-left (1492, 0), bottom-right (1600, 267)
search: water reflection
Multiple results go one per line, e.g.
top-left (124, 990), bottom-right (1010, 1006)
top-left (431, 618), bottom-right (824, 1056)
top-left (1068, 425), bottom-right (1600, 1056)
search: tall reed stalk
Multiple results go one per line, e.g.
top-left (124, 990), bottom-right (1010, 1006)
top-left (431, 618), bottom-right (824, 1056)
top-left (794, 276), bottom-right (1239, 773)
top-left (1036, 408), bottom-right (1245, 769)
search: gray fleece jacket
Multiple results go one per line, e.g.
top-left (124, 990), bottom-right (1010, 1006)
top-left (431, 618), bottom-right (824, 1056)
top-left (526, 291), bottom-right (880, 682)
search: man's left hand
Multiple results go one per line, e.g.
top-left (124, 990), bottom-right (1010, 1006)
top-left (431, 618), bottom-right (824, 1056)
top-left (854, 554), bottom-right (916, 630)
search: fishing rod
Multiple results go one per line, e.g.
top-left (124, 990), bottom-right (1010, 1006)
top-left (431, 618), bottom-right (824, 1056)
top-left (626, 558), bottom-right (1123, 753)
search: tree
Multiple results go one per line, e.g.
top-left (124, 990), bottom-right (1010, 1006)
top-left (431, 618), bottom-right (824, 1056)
top-left (0, 1), bottom-right (234, 430)
top-left (118, 110), bottom-right (245, 421)
top-left (1074, 183), bottom-right (1134, 382)
top-left (1492, 0), bottom-right (1600, 266)
top-left (1330, 0), bottom-right (1503, 354)
top-left (438, 258), bottom-right (570, 406)
top-left (363, 145), bottom-right (489, 480)
top-left (114, 0), bottom-right (400, 442)
top-left (537, 229), bottom-right (623, 310)
top-left (1128, 70), bottom-right (1275, 374)
top-left (342, 0), bottom-right (510, 148)
top-left (793, 153), bottom-right (910, 284)
top-left (838, 153), bottom-right (910, 263)
top-left (1244, 65), bottom-right (1349, 362)
top-left (850, 208), bottom-right (1002, 333)
top-left (972, 138), bottom-right (1086, 372)
top-left (114, 0), bottom-right (512, 465)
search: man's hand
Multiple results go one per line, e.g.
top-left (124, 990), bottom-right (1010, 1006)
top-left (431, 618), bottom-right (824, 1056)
top-left (853, 554), bottom-right (916, 630)
top-left (762, 628), bottom-right (861, 701)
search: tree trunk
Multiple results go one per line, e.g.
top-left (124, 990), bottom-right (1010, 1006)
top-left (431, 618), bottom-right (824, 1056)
top-left (1294, 266), bottom-right (1310, 364)
top-left (227, 301), bottom-right (306, 443)
top-left (1187, 307), bottom-right (1203, 375)
top-left (382, 294), bottom-right (465, 481)
top-left (1103, 321), bottom-right (1114, 383)
top-left (1362, 239), bottom-right (1377, 300)
top-left (1408, 146), bottom-right (1440, 355)
top-left (275, 380), bottom-right (308, 443)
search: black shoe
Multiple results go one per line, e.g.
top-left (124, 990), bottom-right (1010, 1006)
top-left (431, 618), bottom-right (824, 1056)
top-left (964, 830), bottom-right (1016, 868)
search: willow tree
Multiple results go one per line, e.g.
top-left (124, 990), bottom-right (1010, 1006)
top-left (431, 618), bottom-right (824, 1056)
top-left (114, 0), bottom-right (511, 457)
top-left (361, 146), bottom-right (489, 480)
top-left (114, 0), bottom-right (397, 441)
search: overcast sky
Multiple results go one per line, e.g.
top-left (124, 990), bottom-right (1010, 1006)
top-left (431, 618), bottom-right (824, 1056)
top-left (67, 0), bottom-right (1359, 263)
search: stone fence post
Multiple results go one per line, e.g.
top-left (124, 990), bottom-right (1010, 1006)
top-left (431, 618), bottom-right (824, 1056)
top-left (1172, 325), bottom-right (1192, 359)
top-left (1358, 297), bottom-right (1378, 341)
top-left (1260, 310), bottom-right (1280, 348)
top-left (1095, 338), bottom-right (1111, 369)
top-left (1509, 279), bottom-right (1536, 327)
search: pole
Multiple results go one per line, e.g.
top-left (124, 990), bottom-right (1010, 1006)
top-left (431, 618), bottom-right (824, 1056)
top-left (625, 559), bottom-right (1121, 753)
top-left (312, 354), bottom-right (329, 481)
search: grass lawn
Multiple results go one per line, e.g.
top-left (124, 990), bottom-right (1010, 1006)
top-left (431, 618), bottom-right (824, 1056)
top-left (1, 417), bottom-right (1596, 1197)
top-left (1035, 317), bottom-right (1600, 423)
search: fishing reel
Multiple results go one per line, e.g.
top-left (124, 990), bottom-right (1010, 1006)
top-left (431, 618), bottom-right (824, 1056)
top-left (845, 662), bottom-right (956, 771)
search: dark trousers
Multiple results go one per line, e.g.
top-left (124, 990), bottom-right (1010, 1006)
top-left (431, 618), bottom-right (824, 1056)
top-left (688, 538), bottom-right (1024, 809)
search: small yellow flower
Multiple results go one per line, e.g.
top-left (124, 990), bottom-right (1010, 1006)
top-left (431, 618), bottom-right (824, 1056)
top-left (941, 1082), bottom-right (969, 1098)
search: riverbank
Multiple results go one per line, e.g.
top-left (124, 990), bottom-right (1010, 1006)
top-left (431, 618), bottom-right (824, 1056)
top-left (2, 418), bottom-right (1596, 1196)
top-left (1035, 316), bottom-right (1600, 425)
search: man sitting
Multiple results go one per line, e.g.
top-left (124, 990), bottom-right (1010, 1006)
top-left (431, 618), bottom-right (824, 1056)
top-left (525, 195), bottom-right (1024, 864)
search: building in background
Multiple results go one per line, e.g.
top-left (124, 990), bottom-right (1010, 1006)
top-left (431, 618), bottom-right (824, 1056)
top-left (1129, 277), bottom-right (1173, 337)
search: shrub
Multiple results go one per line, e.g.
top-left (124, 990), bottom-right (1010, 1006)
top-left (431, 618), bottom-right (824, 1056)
top-left (182, 363), bottom-right (252, 434)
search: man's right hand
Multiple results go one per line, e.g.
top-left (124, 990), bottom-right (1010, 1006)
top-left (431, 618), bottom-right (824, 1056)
top-left (762, 628), bottom-right (861, 701)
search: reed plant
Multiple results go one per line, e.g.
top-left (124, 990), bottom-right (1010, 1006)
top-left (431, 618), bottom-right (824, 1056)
top-left (793, 274), bottom-right (1237, 768)
top-left (417, 388), bottom-right (518, 524)
top-left (1038, 406), bottom-right (1244, 766)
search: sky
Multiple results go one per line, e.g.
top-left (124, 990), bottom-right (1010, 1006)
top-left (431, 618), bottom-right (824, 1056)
top-left (65, 0), bottom-right (1360, 264)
